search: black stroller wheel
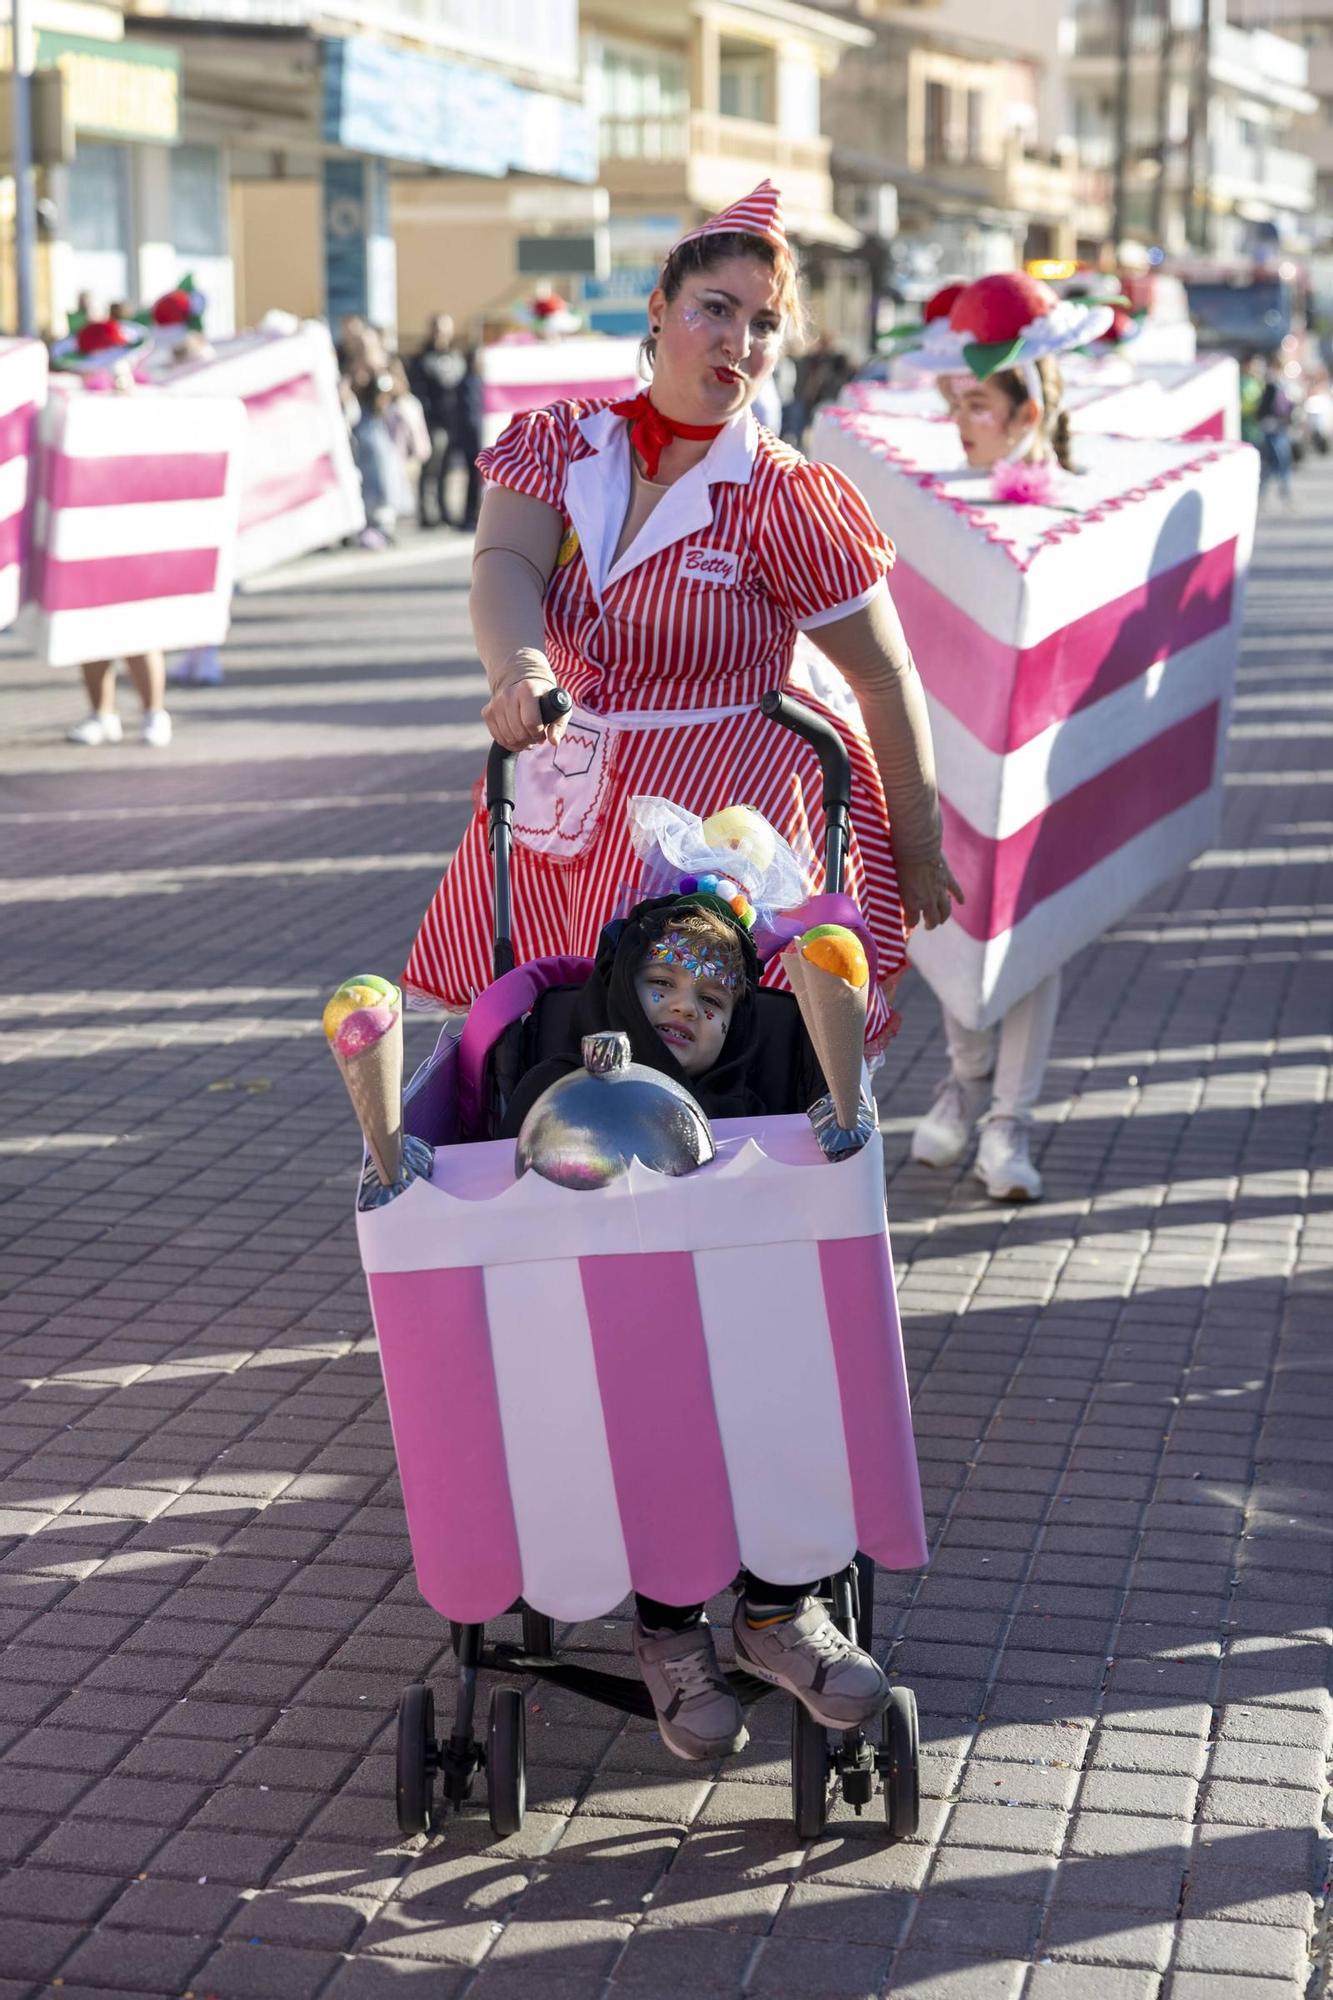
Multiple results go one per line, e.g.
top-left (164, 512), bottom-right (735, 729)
top-left (487, 1687), bottom-right (527, 1838)
top-left (791, 1701), bottom-right (833, 1841)
top-left (880, 1686), bottom-right (920, 1840)
top-left (521, 1605), bottom-right (556, 1659)
top-left (854, 1552), bottom-right (876, 1657)
top-left (396, 1683), bottom-right (436, 1837)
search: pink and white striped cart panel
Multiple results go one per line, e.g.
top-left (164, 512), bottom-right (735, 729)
top-left (357, 1117), bottom-right (927, 1626)
top-left (29, 386), bottom-right (244, 670)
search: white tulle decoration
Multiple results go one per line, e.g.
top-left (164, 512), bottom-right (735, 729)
top-left (627, 796), bottom-right (813, 921)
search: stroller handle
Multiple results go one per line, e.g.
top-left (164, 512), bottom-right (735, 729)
top-left (485, 686), bottom-right (854, 972)
top-left (486, 688), bottom-right (572, 979)
top-left (760, 689), bottom-right (851, 898)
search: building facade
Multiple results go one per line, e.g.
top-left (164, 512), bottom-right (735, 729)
top-left (0, 0), bottom-right (214, 333)
top-left (1231, 0), bottom-right (1333, 250)
top-left (813, 0), bottom-right (1075, 334)
top-left (117, 0), bottom-right (596, 343)
top-left (394, 0), bottom-right (871, 347)
top-left (1064, 0), bottom-right (1317, 259)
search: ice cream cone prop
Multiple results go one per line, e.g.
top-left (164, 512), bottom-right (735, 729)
top-left (781, 924), bottom-right (869, 1129)
top-left (323, 975), bottom-right (404, 1187)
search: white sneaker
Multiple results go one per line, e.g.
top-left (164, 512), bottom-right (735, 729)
top-left (911, 1074), bottom-right (981, 1169)
top-left (66, 712), bottom-right (123, 747)
top-left (141, 709), bottom-right (173, 748)
top-left (974, 1117), bottom-right (1043, 1202)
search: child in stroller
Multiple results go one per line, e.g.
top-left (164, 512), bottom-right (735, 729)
top-left (500, 884), bottom-right (892, 1763)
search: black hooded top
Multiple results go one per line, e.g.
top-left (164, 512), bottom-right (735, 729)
top-left (499, 892), bottom-right (766, 1138)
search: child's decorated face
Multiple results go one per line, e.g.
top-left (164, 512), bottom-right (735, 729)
top-left (635, 955), bottom-right (736, 1076)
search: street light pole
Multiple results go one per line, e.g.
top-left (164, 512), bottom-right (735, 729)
top-left (11, 0), bottom-right (37, 335)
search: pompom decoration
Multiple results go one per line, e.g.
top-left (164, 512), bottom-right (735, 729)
top-left (697, 874), bottom-right (720, 895)
top-left (679, 875), bottom-right (698, 893)
top-left (989, 457), bottom-right (1062, 508)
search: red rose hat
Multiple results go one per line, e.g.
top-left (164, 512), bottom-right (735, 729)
top-left (50, 314), bottom-right (152, 374)
top-left (899, 271), bottom-right (1115, 379)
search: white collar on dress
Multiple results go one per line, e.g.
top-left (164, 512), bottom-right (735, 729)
top-left (567, 404), bottom-right (759, 605)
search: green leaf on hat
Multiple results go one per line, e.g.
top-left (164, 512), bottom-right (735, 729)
top-left (962, 338), bottom-right (1025, 380)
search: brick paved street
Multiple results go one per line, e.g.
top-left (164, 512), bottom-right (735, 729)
top-left (1, 480), bottom-right (1330, 2000)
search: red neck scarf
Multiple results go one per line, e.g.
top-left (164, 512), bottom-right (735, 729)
top-left (609, 392), bottom-right (724, 480)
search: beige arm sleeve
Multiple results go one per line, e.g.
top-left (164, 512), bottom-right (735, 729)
top-left (808, 584), bottom-right (942, 864)
top-left (468, 484), bottom-right (565, 690)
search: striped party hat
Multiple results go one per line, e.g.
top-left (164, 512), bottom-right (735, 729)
top-left (673, 180), bottom-right (789, 261)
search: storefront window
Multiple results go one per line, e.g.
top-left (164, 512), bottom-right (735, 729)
top-left (66, 139), bottom-right (129, 253)
top-left (170, 144), bottom-right (226, 257)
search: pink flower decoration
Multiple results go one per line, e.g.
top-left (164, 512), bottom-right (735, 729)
top-left (989, 457), bottom-right (1061, 507)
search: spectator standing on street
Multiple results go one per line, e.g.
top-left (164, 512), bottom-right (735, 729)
top-left (347, 366), bottom-right (405, 547)
top-left (792, 331), bottom-right (850, 443)
top-left (1258, 357), bottom-right (1296, 508)
top-left (408, 315), bottom-right (481, 530)
top-left (383, 356), bottom-right (432, 519)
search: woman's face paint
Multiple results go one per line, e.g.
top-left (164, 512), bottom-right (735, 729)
top-left (647, 255), bottom-right (785, 428)
top-left (633, 959), bottom-right (735, 1075)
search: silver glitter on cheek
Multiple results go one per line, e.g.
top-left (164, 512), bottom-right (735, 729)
top-left (681, 305), bottom-right (705, 331)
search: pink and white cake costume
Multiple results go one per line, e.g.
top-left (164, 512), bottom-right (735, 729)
top-left (145, 319), bottom-right (365, 577)
top-left (815, 404), bottom-right (1259, 1032)
top-left (27, 369), bottom-right (244, 671)
top-left (837, 271), bottom-right (1259, 1192)
top-left (0, 338), bottom-right (47, 633)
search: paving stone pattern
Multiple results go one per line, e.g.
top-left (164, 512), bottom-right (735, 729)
top-left (1, 484), bottom-right (1330, 2000)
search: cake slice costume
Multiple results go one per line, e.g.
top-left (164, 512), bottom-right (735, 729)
top-left (405, 183), bottom-right (917, 1043)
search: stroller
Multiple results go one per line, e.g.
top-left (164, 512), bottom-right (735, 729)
top-left (357, 688), bottom-right (925, 1846)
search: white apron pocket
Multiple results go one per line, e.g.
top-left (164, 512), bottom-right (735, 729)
top-left (512, 709), bottom-right (615, 860)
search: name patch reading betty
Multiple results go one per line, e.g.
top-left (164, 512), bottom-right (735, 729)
top-left (679, 546), bottom-right (738, 586)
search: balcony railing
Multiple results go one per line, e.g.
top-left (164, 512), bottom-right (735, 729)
top-left (597, 110), bottom-right (829, 179)
top-left (1209, 138), bottom-right (1316, 210)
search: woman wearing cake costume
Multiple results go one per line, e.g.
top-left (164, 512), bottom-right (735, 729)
top-left (891, 272), bottom-right (1114, 1203)
top-left (404, 182), bottom-right (961, 1046)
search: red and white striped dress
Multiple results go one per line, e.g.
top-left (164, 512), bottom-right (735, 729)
top-left (404, 397), bottom-right (907, 1038)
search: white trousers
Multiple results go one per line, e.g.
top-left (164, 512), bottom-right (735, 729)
top-left (941, 969), bottom-right (1061, 1126)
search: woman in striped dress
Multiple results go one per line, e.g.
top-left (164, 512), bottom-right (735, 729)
top-left (404, 182), bottom-right (961, 1040)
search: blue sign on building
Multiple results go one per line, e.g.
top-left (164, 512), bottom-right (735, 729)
top-left (322, 37), bottom-right (597, 183)
top-left (323, 156), bottom-right (395, 328)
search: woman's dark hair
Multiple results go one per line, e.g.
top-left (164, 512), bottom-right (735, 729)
top-left (992, 354), bottom-right (1075, 471)
top-left (640, 230), bottom-right (806, 372)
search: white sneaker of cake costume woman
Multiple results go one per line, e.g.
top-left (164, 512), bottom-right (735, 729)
top-left (66, 655), bottom-right (172, 749)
